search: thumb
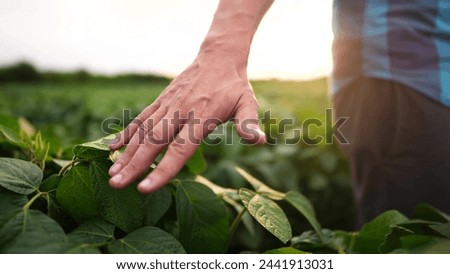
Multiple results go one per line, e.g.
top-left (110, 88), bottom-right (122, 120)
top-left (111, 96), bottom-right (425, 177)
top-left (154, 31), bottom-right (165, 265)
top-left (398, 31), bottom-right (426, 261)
top-left (234, 98), bottom-right (266, 145)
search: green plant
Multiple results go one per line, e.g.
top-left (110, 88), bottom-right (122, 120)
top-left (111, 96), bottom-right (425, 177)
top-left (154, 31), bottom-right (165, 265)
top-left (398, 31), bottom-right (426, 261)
top-left (0, 115), bottom-right (449, 254)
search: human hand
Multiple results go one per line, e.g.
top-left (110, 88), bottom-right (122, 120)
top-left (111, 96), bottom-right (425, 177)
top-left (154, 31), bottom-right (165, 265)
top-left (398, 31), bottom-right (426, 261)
top-left (108, 52), bottom-right (266, 194)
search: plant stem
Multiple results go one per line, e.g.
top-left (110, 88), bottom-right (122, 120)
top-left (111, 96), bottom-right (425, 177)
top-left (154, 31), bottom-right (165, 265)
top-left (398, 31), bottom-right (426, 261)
top-left (22, 191), bottom-right (45, 211)
top-left (229, 207), bottom-right (247, 237)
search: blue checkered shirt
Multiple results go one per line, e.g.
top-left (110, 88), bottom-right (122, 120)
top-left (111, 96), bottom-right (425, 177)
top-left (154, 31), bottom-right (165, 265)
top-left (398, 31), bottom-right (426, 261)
top-left (332, 0), bottom-right (450, 108)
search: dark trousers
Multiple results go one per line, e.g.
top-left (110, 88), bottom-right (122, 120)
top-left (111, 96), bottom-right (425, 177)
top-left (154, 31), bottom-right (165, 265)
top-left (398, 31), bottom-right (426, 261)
top-left (333, 77), bottom-right (450, 227)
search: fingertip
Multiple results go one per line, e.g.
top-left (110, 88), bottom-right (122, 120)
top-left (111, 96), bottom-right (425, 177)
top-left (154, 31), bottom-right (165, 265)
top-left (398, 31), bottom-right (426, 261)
top-left (108, 162), bottom-right (122, 176)
top-left (109, 173), bottom-right (124, 189)
top-left (137, 178), bottom-right (158, 194)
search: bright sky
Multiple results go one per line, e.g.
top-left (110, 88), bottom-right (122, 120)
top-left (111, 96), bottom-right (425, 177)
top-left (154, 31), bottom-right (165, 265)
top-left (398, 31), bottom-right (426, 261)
top-left (0, 0), bottom-right (333, 80)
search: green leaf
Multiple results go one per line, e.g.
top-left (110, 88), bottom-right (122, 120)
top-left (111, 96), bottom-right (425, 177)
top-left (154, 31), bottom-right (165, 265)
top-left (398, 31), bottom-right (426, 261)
top-left (68, 219), bottom-right (115, 245)
top-left (176, 181), bottom-right (230, 253)
top-left (352, 210), bottom-right (409, 254)
top-left (73, 134), bottom-right (114, 160)
top-left (414, 204), bottom-right (450, 223)
top-left (0, 114), bottom-right (20, 131)
top-left (0, 157), bottom-right (43, 195)
top-left (235, 167), bottom-right (284, 200)
top-left (186, 147), bottom-right (207, 174)
top-left (0, 125), bottom-right (24, 147)
top-left (239, 188), bottom-right (292, 244)
top-left (56, 163), bottom-right (99, 220)
top-left (143, 186), bottom-right (172, 226)
top-left (0, 187), bottom-right (28, 215)
top-left (284, 191), bottom-right (323, 240)
top-left (108, 227), bottom-right (185, 254)
top-left (0, 210), bottom-right (69, 253)
top-left (390, 235), bottom-right (450, 254)
top-left (90, 160), bottom-right (144, 233)
top-left (264, 247), bottom-right (309, 254)
top-left (429, 223), bottom-right (450, 238)
top-left (39, 174), bottom-right (61, 192)
top-left (379, 225), bottom-right (415, 253)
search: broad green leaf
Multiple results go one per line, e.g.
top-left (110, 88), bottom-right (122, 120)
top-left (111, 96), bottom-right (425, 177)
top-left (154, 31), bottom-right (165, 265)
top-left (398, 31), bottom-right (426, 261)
top-left (0, 187), bottom-right (28, 215)
top-left (352, 210), bottom-right (409, 254)
top-left (429, 223), bottom-right (450, 238)
top-left (414, 204), bottom-right (450, 223)
top-left (239, 188), bottom-right (292, 243)
top-left (90, 160), bottom-right (144, 233)
top-left (235, 167), bottom-right (284, 200)
top-left (73, 134), bottom-right (114, 160)
top-left (68, 219), bottom-right (115, 245)
top-left (176, 181), bottom-right (230, 253)
top-left (284, 191), bottom-right (323, 240)
top-left (108, 227), bottom-right (185, 254)
top-left (186, 147), bottom-right (207, 174)
top-left (0, 157), bottom-right (42, 195)
top-left (264, 247), bottom-right (309, 254)
top-left (0, 210), bottom-right (69, 253)
top-left (56, 163), bottom-right (99, 220)
top-left (143, 186), bottom-right (172, 226)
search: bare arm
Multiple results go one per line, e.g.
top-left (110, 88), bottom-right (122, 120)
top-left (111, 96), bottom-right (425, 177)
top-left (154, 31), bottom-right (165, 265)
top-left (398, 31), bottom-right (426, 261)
top-left (108, 0), bottom-right (274, 194)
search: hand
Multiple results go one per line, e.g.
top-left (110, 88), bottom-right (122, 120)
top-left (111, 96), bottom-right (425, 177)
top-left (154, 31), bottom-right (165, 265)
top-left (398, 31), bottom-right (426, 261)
top-left (108, 52), bottom-right (266, 194)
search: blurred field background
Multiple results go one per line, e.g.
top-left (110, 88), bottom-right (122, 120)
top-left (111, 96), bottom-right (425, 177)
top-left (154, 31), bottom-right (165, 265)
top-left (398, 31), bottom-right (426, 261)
top-left (0, 62), bottom-right (354, 250)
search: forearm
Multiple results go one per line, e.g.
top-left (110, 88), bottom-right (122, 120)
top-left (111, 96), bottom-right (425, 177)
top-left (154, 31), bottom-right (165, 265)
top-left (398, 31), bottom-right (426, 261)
top-left (199, 0), bottom-right (274, 65)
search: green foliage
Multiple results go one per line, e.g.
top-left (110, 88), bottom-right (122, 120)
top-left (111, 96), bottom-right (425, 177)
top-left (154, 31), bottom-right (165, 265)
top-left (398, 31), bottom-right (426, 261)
top-left (0, 158), bottom-right (42, 195)
top-left (0, 77), bottom-right (450, 254)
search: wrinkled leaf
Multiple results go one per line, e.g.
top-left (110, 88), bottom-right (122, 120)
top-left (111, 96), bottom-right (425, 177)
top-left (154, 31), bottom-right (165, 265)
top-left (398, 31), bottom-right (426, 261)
top-left (352, 210), bottom-right (408, 254)
top-left (143, 186), bottom-right (172, 226)
top-left (0, 157), bottom-right (42, 195)
top-left (0, 210), bottom-right (69, 253)
top-left (284, 191), bottom-right (323, 240)
top-left (73, 134), bottom-right (114, 160)
top-left (108, 227), bottom-right (185, 254)
top-left (176, 181), bottom-right (230, 253)
top-left (68, 219), bottom-right (115, 245)
top-left (235, 167), bottom-right (284, 200)
top-left (56, 163), bottom-right (99, 220)
top-left (239, 188), bottom-right (292, 243)
top-left (90, 160), bottom-right (144, 233)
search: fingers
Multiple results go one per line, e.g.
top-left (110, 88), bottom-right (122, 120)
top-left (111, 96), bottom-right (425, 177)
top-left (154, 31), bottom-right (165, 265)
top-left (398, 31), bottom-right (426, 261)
top-left (234, 94), bottom-right (266, 145)
top-left (109, 101), bottom-right (161, 151)
top-left (108, 106), bottom-right (168, 177)
top-left (137, 120), bottom-right (206, 194)
top-left (109, 112), bottom-right (179, 189)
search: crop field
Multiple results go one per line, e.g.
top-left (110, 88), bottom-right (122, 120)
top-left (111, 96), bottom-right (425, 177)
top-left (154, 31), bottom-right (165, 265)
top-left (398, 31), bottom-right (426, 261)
top-left (1, 67), bottom-right (449, 254)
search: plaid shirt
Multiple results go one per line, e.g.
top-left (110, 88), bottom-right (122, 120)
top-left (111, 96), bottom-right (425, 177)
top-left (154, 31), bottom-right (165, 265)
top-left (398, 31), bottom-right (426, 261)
top-left (331, 0), bottom-right (450, 108)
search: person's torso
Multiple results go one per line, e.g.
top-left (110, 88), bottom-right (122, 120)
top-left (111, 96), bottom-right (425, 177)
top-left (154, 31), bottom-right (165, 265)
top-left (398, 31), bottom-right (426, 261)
top-left (332, 0), bottom-right (450, 108)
